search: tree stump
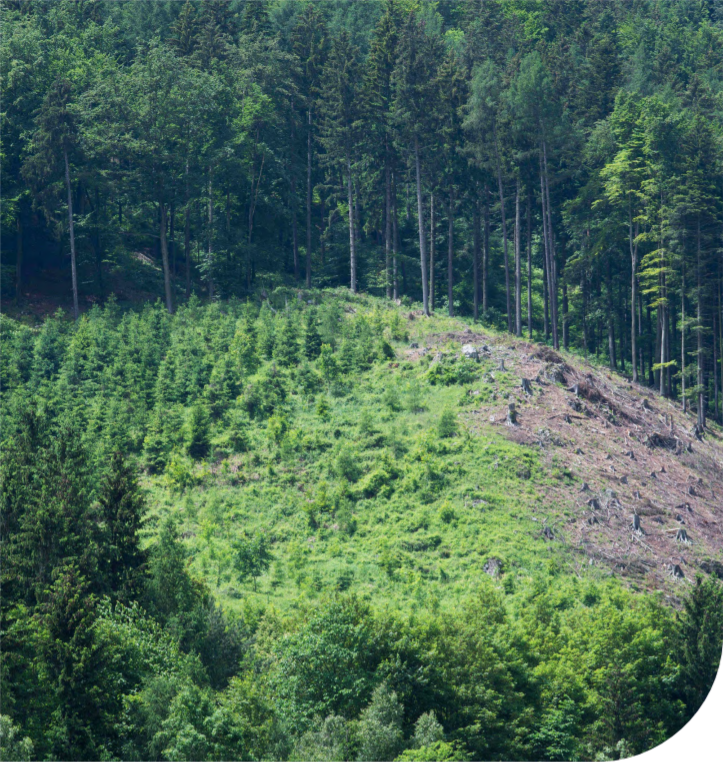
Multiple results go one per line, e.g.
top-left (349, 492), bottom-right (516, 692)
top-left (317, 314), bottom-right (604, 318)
top-left (521, 378), bottom-right (533, 396)
top-left (497, 358), bottom-right (506, 371)
top-left (506, 402), bottom-right (518, 426)
top-left (676, 528), bottom-right (690, 544)
top-left (669, 564), bottom-right (685, 579)
top-left (632, 514), bottom-right (643, 533)
top-left (587, 498), bottom-right (601, 510)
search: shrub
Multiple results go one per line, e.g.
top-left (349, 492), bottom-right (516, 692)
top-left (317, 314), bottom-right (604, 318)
top-left (437, 408), bottom-right (458, 438)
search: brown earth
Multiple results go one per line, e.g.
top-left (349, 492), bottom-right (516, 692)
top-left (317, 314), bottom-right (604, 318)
top-left (408, 328), bottom-right (723, 595)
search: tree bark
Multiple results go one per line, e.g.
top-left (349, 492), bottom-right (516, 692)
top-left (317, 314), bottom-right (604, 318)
top-left (16, 209), bottom-right (23, 302)
top-left (514, 178), bottom-right (521, 336)
top-left (542, 139), bottom-right (559, 348)
top-left (207, 172), bottom-right (214, 301)
top-left (392, 169), bottom-right (399, 300)
top-left (527, 187), bottom-right (532, 339)
top-left (306, 108), bottom-right (313, 287)
top-left (347, 153), bottom-right (357, 293)
top-left (540, 160), bottom-right (550, 343)
top-left (414, 135), bottom-right (429, 316)
top-left (94, 187), bottom-right (104, 301)
top-left (185, 159), bottom-right (191, 298)
top-left (681, 260), bottom-right (686, 412)
top-left (385, 138), bottom-right (392, 299)
top-left (447, 186), bottom-right (454, 317)
top-left (494, 124), bottom-right (511, 332)
top-left (473, 193), bottom-right (481, 321)
top-left (159, 198), bottom-right (174, 314)
top-left (607, 254), bottom-right (616, 370)
top-left (64, 147), bottom-right (79, 320)
top-left (697, 217), bottom-right (705, 427)
top-left (483, 185), bottom-right (489, 315)
top-left (429, 191), bottom-right (435, 310)
top-left (629, 202), bottom-right (638, 382)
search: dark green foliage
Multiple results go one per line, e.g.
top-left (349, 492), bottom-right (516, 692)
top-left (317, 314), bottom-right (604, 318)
top-left (4, 0), bottom-right (723, 754)
top-left (304, 310), bottom-right (323, 360)
top-left (97, 451), bottom-right (147, 601)
top-left (676, 576), bottom-right (723, 719)
top-left (185, 404), bottom-right (211, 459)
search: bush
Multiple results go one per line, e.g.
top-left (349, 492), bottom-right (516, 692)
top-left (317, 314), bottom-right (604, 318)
top-left (427, 358), bottom-right (479, 386)
top-left (437, 408), bottom-right (458, 438)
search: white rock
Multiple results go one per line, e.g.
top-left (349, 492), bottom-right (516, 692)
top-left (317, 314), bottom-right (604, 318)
top-left (461, 344), bottom-right (479, 361)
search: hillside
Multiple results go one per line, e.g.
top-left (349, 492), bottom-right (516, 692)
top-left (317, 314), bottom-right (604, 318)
top-left (3, 290), bottom-right (723, 762)
top-left (131, 295), bottom-right (723, 613)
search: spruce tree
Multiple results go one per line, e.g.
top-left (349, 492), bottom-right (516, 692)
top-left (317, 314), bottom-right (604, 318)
top-left (97, 451), bottom-right (147, 600)
top-left (304, 309), bottom-right (323, 360)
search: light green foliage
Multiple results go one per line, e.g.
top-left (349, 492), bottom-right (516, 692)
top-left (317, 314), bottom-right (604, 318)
top-left (233, 533), bottom-right (272, 590)
top-left (1, 291), bottom-right (718, 761)
top-left (0, 716), bottom-right (34, 762)
top-left (185, 404), bottom-right (211, 459)
top-left (437, 408), bottom-right (458, 438)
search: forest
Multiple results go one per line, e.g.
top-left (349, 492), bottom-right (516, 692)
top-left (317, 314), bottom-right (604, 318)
top-left (2, 1), bottom-right (723, 761)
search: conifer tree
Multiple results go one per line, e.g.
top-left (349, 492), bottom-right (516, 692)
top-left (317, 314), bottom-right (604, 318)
top-left (97, 451), bottom-right (147, 600)
top-left (304, 309), bottom-right (323, 360)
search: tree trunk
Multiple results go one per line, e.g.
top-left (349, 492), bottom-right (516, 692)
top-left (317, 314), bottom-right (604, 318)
top-left (94, 187), bottom-right (104, 300)
top-left (207, 172), bottom-right (214, 301)
top-left (414, 136), bottom-right (429, 316)
top-left (291, 174), bottom-right (299, 282)
top-left (494, 125), bottom-right (511, 332)
top-left (306, 108), bottom-right (313, 287)
top-left (514, 178), bottom-right (521, 336)
top-left (527, 187), bottom-right (532, 339)
top-left (714, 314), bottom-right (719, 423)
top-left (681, 261), bottom-right (686, 412)
top-left (185, 160), bottom-right (191, 298)
top-left (447, 186), bottom-right (454, 317)
top-left (392, 169), bottom-right (399, 300)
top-left (170, 200), bottom-right (176, 276)
top-left (483, 186), bottom-right (489, 314)
top-left (159, 199), bottom-right (174, 314)
top-left (542, 139), bottom-right (559, 348)
top-left (347, 153), bottom-right (357, 293)
top-left (562, 275), bottom-right (569, 350)
top-left (16, 210), bottom-right (23, 301)
top-left (63, 147), bottom-right (79, 320)
top-left (697, 217), bottom-right (705, 427)
top-left (473, 194), bottom-right (481, 321)
top-left (385, 140), bottom-right (392, 299)
top-left (540, 161), bottom-right (550, 343)
top-left (429, 191), bottom-right (435, 310)
top-left (607, 254), bottom-right (616, 370)
top-left (629, 203), bottom-right (638, 382)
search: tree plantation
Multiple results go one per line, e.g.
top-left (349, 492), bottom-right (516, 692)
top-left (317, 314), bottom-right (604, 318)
top-left (2, 2), bottom-right (723, 761)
